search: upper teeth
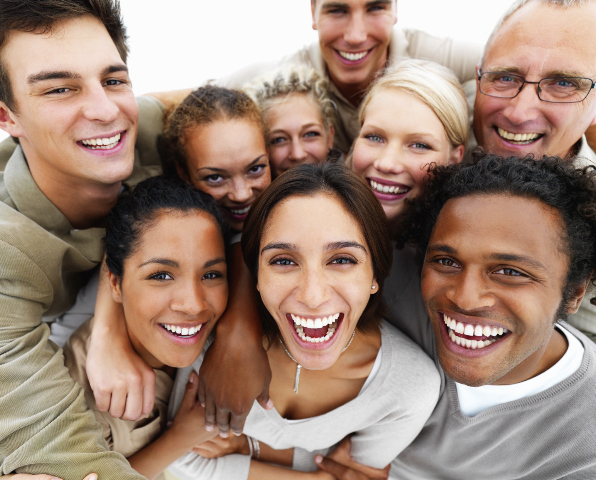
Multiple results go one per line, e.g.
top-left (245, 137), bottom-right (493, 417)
top-left (81, 133), bottom-right (121, 149)
top-left (369, 180), bottom-right (408, 195)
top-left (338, 50), bottom-right (368, 61)
top-left (497, 128), bottom-right (541, 144)
top-left (230, 206), bottom-right (250, 215)
top-left (443, 314), bottom-right (507, 350)
top-left (163, 323), bottom-right (202, 336)
top-left (291, 313), bottom-right (340, 328)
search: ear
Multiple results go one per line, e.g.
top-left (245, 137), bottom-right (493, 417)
top-left (108, 270), bottom-right (124, 304)
top-left (326, 123), bottom-right (335, 149)
top-left (256, 282), bottom-right (260, 293)
top-left (371, 279), bottom-right (379, 295)
top-left (392, 0), bottom-right (398, 25)
top-left (175, 163), bottom-right (192, 184)
top-left (311, 0), bottom-right (318, 30)
top-left (449, 144), bottom-right (465, 165)
top-left (0, 101), bottom-right (24, 138)
top-left (564, 279), bottom-right (590, 315)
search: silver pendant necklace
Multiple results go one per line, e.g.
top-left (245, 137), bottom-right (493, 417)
top-left (279, 330), bottom-right (356, 394)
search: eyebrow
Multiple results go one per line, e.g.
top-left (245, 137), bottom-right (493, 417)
top-left (485, 66), bottom-right (591, 79)
top-left (196, 154), bottom-right (267, 173)
top-left (260, 240), bottom-right (367, 255)
top-left (203, 257), bottom-right (226, 268)
top-left (321, 0), bottom-right (391, 8)
top-left (27, 63), bottom-right (129, 85)
top-left (427, 244), bottom-right (457, 254)
top-left (138, 256), bottom-right (226, 269)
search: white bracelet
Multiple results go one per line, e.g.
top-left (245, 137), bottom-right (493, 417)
top-left (252, 437), bottom-right (260, 460)
top-left (246, 435), bottom-right (254, 458)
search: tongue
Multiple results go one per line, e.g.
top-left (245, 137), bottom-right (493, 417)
top-left (303, 325), bottom-right (330, 338)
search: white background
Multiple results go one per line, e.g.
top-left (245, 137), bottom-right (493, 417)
top-left (0, 1), bottom-right (514, 141)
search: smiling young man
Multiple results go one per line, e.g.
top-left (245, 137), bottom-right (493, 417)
top-left (156, 0), bottom-right (481, 155)
top-left (465, 0), bottom-right (596, 341)
top-left (373, 155), bottom-right (596, 479)
top-left (0, 0), bottom-right (163, 477)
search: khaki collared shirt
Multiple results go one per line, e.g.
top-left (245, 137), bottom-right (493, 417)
top-left (0, 96), bottom-right (164, 477)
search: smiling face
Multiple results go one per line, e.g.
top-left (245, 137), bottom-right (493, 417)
top-left (183, 119), bottom-right (271, 232)
top-left (311, 0), bottom-right (397, 100)
top-left (257, 193), bottom-right (377, 370)
top-left (0, 15), bottom-right (138, 188)
top-left (110, 210), bottom-right (228, 370)
top-left (352, 88), bottom-right (463, 226)
top-left (265, 93), bottom-right (334, 178)
top-left (473, 2), bottom-right (596, 158)
top-left (421, 193), bottom-right (579, 387)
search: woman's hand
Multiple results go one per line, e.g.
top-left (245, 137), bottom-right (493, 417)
top-left (86, 261), bottom-right (155, 421)
top-left (192, 433), bottom-right (251, 458)
top-left (315, 437), bottom-right (390, 480)
top-left (3, 474), bottom-right (98, 480)
top-left (169, 371), bottom-right (218, 450)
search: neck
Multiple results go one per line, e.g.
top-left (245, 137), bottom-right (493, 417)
top-left (24, 151), bottom-right (122, 230)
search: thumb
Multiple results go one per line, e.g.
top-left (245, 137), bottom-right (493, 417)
top-left (83, 475), bottom-right (98, 480)
top-left (181, 371), bottom-right (200, 408)
top-left (256, 385), bottom-right (273, 410)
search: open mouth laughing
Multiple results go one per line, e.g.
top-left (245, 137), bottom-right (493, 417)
top-left (367, 177), bottom-right (410, 201)
top-left (442, 313), bottom-right (509, 350)
top-left (496, 127), bottom-right (544, 145)
top-left (289, 313), bottom-right (342, 344)
top-left (79, 132), bottom-right (124, 150)
top-left (336, 49), bottom-right (372, 64)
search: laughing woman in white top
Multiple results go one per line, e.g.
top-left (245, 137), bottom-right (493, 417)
top-left (166, 163), bottom-right (440, 480)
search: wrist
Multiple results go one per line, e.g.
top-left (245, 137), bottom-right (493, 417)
top-left (238, 434), bottom-right (251, 456)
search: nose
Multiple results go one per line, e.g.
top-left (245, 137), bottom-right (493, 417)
top-left (344, 12), bottom-right (367, 45)
top-left (228, 178), bottom-right (253, 204)
top-left (373, 146), bottom-right (404, 174)
top-left (170, 279), bottom-right (207, 316)
top-left (503, 82), bottom-right (542, 126)
top-left (81, 84), bottom-right (120, 123)
top-left (289, 139), bottom-right (308, 163)
top-left (295, 266), bottom-right (330, 310)
top-left (445, 269), bottom-right (495, 312)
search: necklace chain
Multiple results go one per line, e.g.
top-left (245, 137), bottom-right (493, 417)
top-left (279, 329), bottom-right (356, 394)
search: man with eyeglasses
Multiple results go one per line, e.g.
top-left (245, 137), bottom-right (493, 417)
top-left (471, 0), bottom-right (596, 166)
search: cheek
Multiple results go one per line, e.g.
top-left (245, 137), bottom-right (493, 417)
top-left (269, 147), bottom-right (287, 168)
top-left (407, 159), bottom-right (432, 193)
top-left (252, 173), bottom-right (272, 194)
top-left (351, 141), bottom-right (374, 174)
top-left (305, 139), bottom-right (329, 161)
top-left (197, 183), bottom-right (226, 203)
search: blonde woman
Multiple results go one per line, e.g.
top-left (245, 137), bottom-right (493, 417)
top-left (244, 65), bottom-right (338, 178)
top-left (350, 59), bottom-right (469, 231)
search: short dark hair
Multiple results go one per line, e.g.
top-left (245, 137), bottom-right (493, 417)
top-left (397, 153), bottom-right (596, 316)
top-left (105, 175), bottom-right (230, 278)
top-left (242, 162), bottom-right (392, 341)
top-left (161, 85), bottom-right (264, 178)
top-left (0, 0), bottom-right (129, 111)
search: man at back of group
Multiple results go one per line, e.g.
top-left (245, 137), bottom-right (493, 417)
top-left (0, 0), bottom-right (162, 477)
top-left (467, 0), bottom-right (596, 340)
top-left (158, 0), bottom-right (482, 154)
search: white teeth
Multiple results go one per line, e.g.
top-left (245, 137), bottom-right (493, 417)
top-left (497, 128), bottom-right (541, 144)
top-left (338, 50), bottom-right (368, 61)
top-left (290, 313), bottom-right (340, 343)
top-left (483, 325), bottom-right (492, 337)
top-left (369, 180), bottom-right (409, 195)
top-left (81, 133), bottom-right (121, 149)
top-left (474, 325), bottom-right (484, 337)
top-left (162, 323), bottom-right (202, 337)
top-left (229, 206), bottom-right (250, 215)
top-left (464, 324), bottom-right (475, 336)
top-left (455, 322), bottom-right (465, 334)
top-left (442, 314), bottom-right (507, 350)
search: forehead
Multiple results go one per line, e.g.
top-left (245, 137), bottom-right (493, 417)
top-left (267, 93), bottom-right (324, 126)
top-left (1, 16), bottom-right (122, 85)
top-left (484, 2), bottom-right (596, 77)
top-left (430, 194), bottom-right (568, 273)
top-left (262, 193), bottom-right (366, 247)
top-left (185, 119), bottom-right (266, 171)
top-left (315, 0), bottom-right (395, 12)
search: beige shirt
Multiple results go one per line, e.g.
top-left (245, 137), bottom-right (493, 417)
top-left (0, 96), bottom-right (164, 477)
top-left (217, 27), bottom-right (482, 153)
top-left (64, 317), bottom-right (174, 458)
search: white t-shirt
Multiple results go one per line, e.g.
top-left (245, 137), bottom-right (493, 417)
top-left (456, 324), bottom-right (584, 417)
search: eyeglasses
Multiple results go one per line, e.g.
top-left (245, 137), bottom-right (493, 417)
top-left (478, 71), bottom-right (596, 103)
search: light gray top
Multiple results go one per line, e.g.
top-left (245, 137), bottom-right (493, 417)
top-left (383, 247), bottom-right (596, 480)
top-left (167, 321), bottom-right (440, 480)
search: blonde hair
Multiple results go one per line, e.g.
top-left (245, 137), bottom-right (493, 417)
top-left (357, 59), bottom-right (468, 153)
top-left (243, 64), bottom-right (336, 133)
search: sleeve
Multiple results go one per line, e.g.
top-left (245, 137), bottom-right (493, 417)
top-left (404, 28), bottom-right (482, 83)
top-left (292, 447), bottom-right (330, 472)
top-left (0, 240), bottom-right (145, 479)
top-left (168, 452), bottom-right (251, 480)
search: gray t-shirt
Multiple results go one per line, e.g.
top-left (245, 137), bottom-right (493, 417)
top-left (167, 321), bottom-right (440, 479)
top-left (383, 247), bottom-right (596, 479)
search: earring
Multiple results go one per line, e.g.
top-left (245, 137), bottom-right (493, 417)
top-left (372, 285), bottom-right (376, 290)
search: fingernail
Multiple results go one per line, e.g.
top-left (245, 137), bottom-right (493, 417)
top-left (315, 455), bottom-right (323, 464)
top-left (266, 399), bottom-right (274, 409)
top-left (189, 375), bottom-right (194, 384)
top-left (233, 430), bottom-right (242, 436)
top-left (220, 431), bottom-right (229, 438)
top-left (206, 425), bottom-right (214, 431)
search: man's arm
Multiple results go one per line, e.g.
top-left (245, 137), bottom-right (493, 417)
top-left (0, 240), bottom-right (144, 479)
